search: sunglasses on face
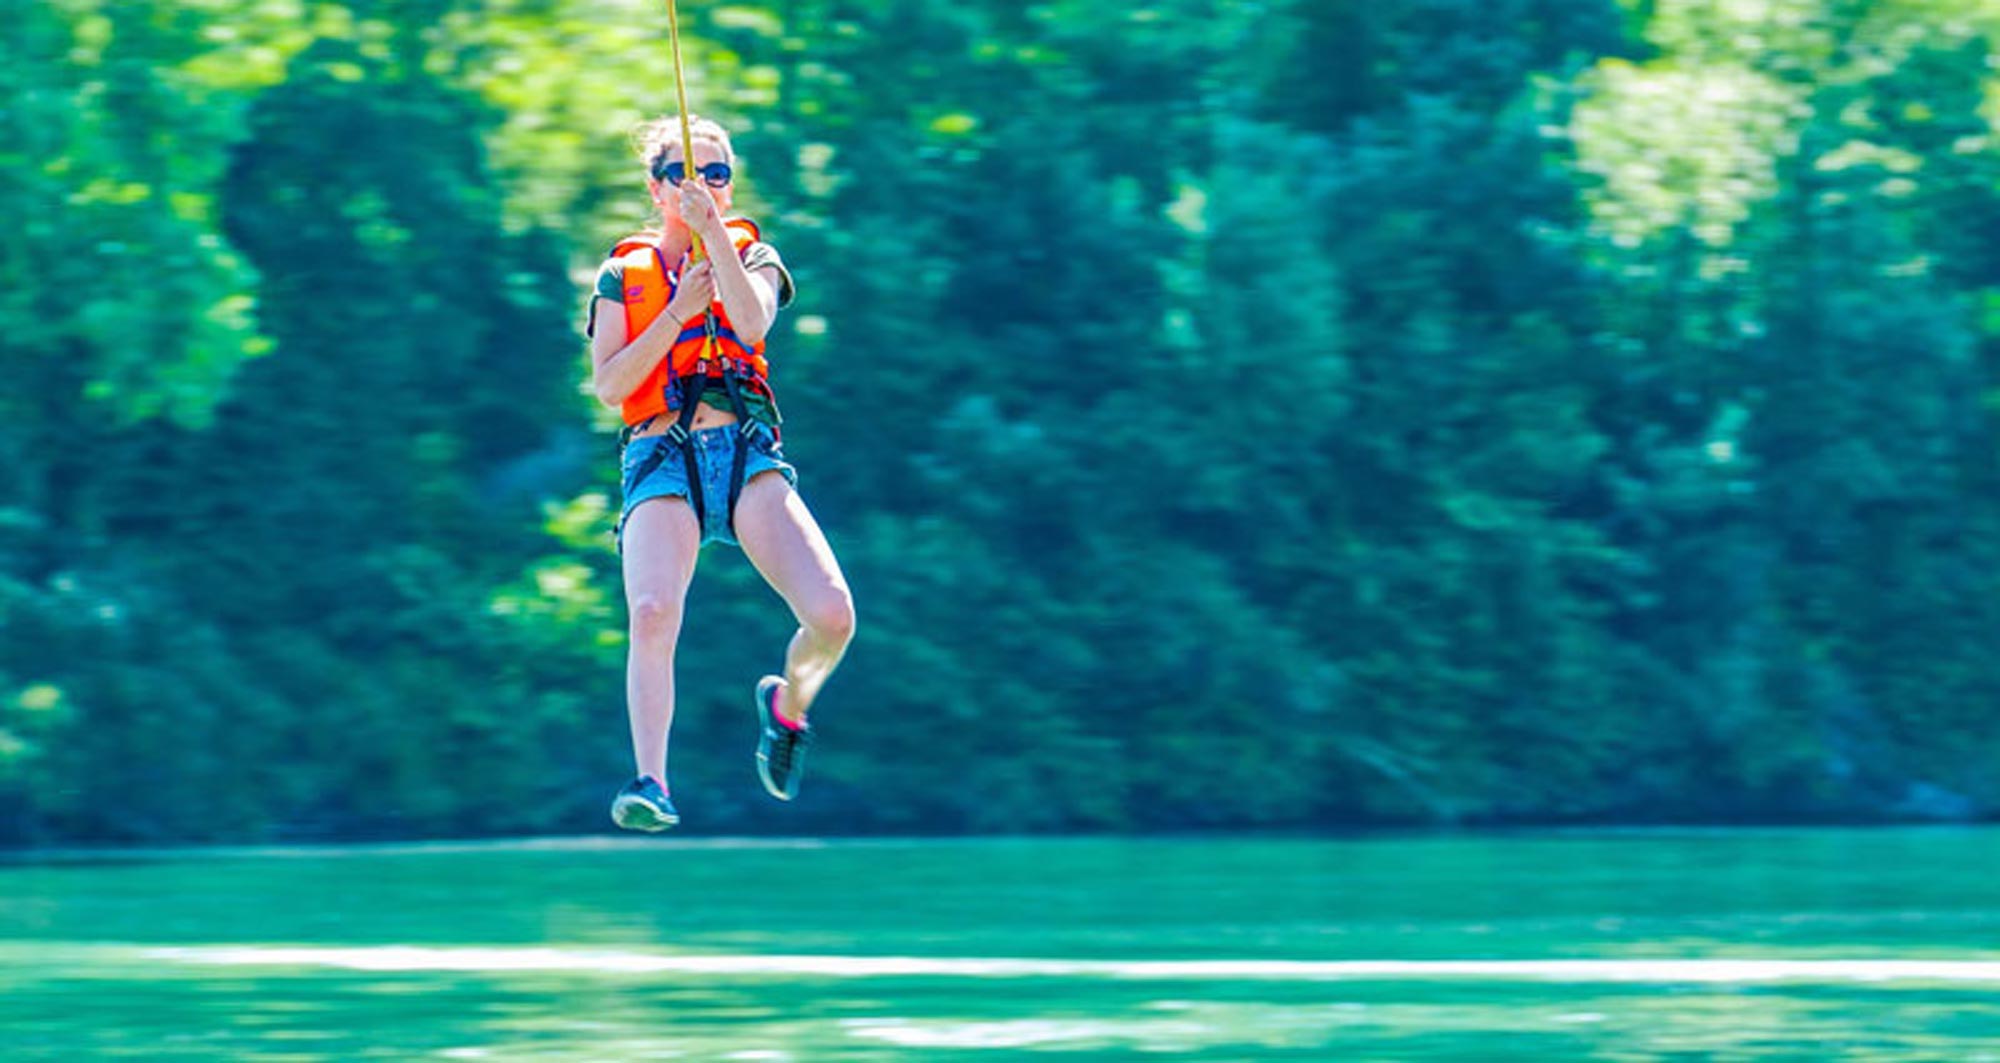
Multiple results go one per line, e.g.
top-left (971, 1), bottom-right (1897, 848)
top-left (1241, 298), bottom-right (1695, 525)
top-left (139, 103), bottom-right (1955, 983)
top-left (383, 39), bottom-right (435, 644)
top-left (653, 160), bottom-right (734, 187)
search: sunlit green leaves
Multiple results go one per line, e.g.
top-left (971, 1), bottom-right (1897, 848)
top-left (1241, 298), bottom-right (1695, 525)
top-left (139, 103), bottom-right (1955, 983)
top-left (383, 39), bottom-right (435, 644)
top-left (1571, 58), bottom-right (1802, 250)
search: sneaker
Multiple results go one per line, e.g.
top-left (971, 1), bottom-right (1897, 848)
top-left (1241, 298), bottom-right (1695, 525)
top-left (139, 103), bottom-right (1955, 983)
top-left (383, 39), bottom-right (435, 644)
top-left (610, 775), bottom-right (679, 832)
top-left (754, 675), bottom-right (812, 801)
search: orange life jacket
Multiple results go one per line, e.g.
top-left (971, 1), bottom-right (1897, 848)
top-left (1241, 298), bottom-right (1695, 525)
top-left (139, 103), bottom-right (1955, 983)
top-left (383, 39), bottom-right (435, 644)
top-left (611, 218), bottom-right (771, 427)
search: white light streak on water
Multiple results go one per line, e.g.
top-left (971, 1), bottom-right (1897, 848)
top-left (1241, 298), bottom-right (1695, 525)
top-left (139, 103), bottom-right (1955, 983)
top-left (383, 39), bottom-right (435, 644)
top-left (144, 946), bottom-right (2000, 984)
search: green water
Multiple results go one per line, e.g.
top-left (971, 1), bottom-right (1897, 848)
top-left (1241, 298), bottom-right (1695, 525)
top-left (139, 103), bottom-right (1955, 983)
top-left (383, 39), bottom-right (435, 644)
top-left (3, 829), bottom-right (1998, 1060)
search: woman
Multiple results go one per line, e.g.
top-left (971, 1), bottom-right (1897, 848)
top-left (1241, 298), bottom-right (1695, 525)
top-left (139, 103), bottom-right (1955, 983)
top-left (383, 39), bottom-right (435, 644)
top-left (587, 115), bottom-right (855, 831)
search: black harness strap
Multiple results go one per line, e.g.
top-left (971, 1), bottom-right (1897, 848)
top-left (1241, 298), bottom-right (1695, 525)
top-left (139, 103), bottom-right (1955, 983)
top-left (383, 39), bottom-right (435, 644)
top-left (677, 370), bottom-right (710, 529)
top-left (721, 366), bottom-right (755, 531)
top-left (618, 367), bottom-right (704, 524)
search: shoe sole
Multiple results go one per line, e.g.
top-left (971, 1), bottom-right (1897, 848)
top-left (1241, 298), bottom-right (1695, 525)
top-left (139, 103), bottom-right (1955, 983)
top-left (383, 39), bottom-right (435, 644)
top-left (755, 676), bottom-right (797, 802)
top-left (610, 796), bottom-right (679, 832)
top-left (755, 745), bottom-right (793, 802)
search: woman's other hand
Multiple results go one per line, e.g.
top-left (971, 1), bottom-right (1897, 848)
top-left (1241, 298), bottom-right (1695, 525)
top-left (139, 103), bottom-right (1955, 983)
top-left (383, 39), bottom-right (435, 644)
top-left (666, 258), bottom-right (716, 323)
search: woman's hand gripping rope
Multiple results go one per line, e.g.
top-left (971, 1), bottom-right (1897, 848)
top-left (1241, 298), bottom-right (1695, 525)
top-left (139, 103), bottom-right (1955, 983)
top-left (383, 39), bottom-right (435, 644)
top-left (679, 178), bottom-right (730, 250)
top-left (664, 258), bottom-right (715, 327)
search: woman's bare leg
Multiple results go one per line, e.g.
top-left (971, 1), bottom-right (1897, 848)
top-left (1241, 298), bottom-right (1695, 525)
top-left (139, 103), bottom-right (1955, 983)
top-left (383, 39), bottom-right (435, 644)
top-left (621, 496), bottom-right (702, 784)
top-left (733, 472), bottom-right (855, 723)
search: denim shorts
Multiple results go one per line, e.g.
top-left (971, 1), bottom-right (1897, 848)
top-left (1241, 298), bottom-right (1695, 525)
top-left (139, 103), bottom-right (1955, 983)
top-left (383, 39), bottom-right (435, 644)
top-left (619, 423), bottom-right (797, 548)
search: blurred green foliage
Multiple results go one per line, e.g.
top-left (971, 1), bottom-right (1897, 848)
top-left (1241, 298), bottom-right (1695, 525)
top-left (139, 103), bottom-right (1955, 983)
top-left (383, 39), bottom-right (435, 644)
top-left (3, 0), bottom-right (1997, 842)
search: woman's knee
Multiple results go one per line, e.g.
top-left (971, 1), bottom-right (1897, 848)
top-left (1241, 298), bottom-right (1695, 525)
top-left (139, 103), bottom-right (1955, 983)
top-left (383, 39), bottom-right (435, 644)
top-left (628, 591), bottom-right (685, 644)
top-left (802, 586), bottom-right (856, 648)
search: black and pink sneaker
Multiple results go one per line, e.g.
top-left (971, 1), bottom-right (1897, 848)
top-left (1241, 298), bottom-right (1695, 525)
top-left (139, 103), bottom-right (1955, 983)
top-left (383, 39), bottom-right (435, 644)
top-left (754, 674), bottom-right (811, 801)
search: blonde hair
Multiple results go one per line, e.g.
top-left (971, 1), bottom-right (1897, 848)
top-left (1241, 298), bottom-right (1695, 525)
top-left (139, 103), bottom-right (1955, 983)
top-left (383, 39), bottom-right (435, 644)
top-left (634, 114), bottom-right (734, 179)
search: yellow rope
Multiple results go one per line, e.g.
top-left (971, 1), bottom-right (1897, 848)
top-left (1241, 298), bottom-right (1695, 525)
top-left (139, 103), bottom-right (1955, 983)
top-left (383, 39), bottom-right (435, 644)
top-left (665, 0), bottom-right (703, 263)
top-left (663, 0), bottom-right (714, 362)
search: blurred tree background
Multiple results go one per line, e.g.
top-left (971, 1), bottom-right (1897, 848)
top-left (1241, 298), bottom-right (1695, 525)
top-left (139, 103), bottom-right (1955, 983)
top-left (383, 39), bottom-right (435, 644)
top-left (3, 0), bottom-right (1997, 843)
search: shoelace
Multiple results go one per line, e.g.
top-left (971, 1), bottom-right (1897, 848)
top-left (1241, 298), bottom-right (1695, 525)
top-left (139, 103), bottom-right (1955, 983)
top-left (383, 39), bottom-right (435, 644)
top-left (769, 724), bottom-right (810, 772)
